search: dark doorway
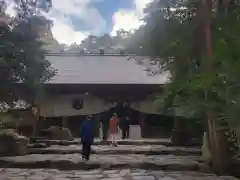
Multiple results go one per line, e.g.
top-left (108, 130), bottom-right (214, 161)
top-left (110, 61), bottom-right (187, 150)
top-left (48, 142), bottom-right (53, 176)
top-left (107, 103), bottom-right (140, 125)
top-left (142, 114), bottom-right (174, 138)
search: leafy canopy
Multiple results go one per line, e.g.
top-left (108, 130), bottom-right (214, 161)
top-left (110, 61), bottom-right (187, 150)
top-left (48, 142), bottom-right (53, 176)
top-left (0, 0), bottom-right (55, 105)
top-left (127, 0), bottom-right (240, 127)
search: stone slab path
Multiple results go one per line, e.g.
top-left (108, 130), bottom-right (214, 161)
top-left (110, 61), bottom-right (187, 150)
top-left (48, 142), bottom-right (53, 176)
top-left (28, 145), bottom-right (201, 156)
top-left (0, 168), bottom-right (238, 180)
top-left (3, 138), bottom-right (239, 179)
top-left (0, 154), bottom-right (201, 170)
top-left (36, 139), bottom-right (173, 146)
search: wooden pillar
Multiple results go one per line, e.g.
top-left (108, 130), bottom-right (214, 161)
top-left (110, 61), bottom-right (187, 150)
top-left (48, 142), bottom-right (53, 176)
top-left (95, 115), bottom-right (100, 138)
top-left (139, 113), bottom-right (146, 138)
top-left (172, 117), bottom-right (180, 145)
top-left (62, 116), bottom-right (68, 128)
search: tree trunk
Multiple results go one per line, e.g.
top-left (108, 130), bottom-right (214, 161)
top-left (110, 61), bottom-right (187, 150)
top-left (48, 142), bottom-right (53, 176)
top-left (207, 114), bottom-right (219, 170)
top-left (207, 113), bottom-right (232, 174)
top-left (202, 0), bottom-right (232, 173)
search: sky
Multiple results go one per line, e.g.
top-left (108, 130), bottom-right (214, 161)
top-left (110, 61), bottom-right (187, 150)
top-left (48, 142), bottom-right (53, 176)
top-left (6, 0), bottom-right (153, 45)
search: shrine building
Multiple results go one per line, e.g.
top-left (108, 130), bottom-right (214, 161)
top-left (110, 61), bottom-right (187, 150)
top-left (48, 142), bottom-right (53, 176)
top-left (35, 43), bottom-right (175, 138)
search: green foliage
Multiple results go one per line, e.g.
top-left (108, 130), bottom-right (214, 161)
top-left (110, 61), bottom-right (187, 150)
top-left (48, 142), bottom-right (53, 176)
top-left (1, 0), bottom-right (55, 104)
top-left (65, 29), bottom-right (134, 53)
top-left (0, 113), bottom-right (13, 127)
top-left (11, 0), bottom-right (52, 14)
top-left (128, 0), bottom-right (240, 128)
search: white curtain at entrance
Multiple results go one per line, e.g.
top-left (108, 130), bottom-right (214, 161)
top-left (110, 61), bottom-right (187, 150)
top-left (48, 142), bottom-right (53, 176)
top-left (39, 94), bottom-right (114, 117)
top-left (130, 96), bottom-right (163, 115)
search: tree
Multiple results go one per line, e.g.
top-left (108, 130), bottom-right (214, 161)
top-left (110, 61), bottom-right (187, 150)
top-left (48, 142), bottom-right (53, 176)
top-left (65, 30), bottom-right (133, 53)
top-left (0, 0), bottom-right (55, 136)
top-left (9, 0), bottom-right (52, 14)
top-left (0, 0), bottom-right (55, 106)
top-left (128, 0), bottom-right (240, 173)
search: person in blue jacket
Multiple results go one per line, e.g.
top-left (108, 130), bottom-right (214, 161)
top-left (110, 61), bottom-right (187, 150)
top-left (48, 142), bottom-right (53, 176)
top-left (81, 115), bottom-right (94, 161)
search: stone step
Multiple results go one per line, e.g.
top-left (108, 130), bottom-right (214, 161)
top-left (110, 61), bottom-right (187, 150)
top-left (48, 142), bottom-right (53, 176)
top-left (36, 139), bottom-right (175, 146)
top-left (1, 168), bottom-right (239, 180)
top-left (0, 154), bottom-right (201, 171)
top-left (28, 145), bottom-right (201, 156)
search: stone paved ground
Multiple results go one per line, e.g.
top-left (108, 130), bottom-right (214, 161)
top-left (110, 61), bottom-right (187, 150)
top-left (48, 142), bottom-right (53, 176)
top-left (0, 168), bottom-right (238, 180)
top-left (2, 139), bottom-right (238, 179)
top-left (28, 145), bottom-right (201, 156)
top-left (36, 139), bottom-right (172, 146)
top-left (0, 154), bottom-right (200, 170)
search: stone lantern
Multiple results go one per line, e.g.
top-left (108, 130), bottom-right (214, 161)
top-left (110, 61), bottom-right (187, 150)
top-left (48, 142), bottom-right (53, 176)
top-left (31, 105), bottom-right (39, 116)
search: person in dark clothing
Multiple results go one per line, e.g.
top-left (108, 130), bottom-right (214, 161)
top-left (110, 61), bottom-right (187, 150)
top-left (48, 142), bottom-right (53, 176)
top-left (120, 116), bottom-right (130, 139)
top-left (101, 118), bottom-right (108, 141)
top-left (81, 115), bottom-right (94, 161)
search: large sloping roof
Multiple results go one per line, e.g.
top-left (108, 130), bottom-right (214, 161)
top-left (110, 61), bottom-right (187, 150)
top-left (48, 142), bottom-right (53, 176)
top-left (43, 41), bottom-right (170, 85)
top-left (46, 54), bottom-right (170, 84)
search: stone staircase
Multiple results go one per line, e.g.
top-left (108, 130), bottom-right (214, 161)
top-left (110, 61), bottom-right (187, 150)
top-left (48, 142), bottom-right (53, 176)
top-left (0, 139), bottom-right (201, 170)
top-left (0, 139), bottom-right (238, 179)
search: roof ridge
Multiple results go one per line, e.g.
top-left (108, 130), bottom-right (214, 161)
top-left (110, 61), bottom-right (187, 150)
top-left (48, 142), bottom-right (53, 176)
top-left (45, 52), bottom-right (137, 56)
